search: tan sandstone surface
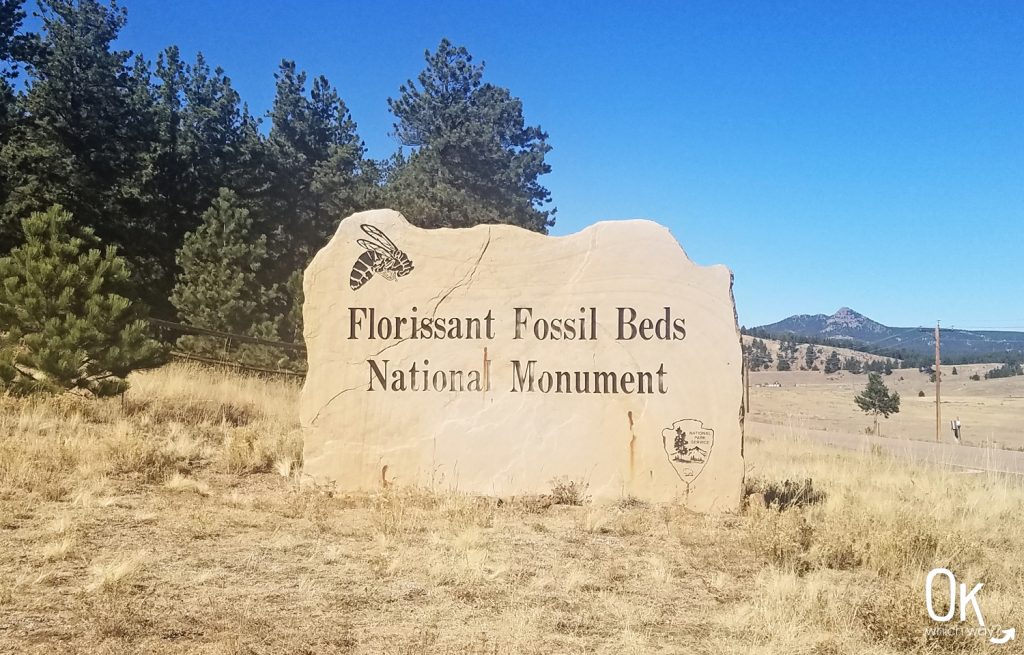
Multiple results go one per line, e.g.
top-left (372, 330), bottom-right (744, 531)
top-left (300, 209), bottom-right (744, 510)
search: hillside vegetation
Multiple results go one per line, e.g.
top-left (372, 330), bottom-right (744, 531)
top-left (742, 335), bottom-right (895, 372)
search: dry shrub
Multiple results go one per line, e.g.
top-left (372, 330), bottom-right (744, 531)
top-left (549, 477), bottom-right (590, 505)
top-left (281, 488), bottom-right (335, 528)
top-left (221, 427), bottom-right (301, 474)
top-left (746, 476), bottom-right (826, 510)
top-left (370, 487), bottom-right (441, 537)
top-left (734, 433), bottom-right (1024, 653)
top-left (503, 494), bottom-right (555, 514)
top-left (608, 506), bottom-right (659, 536)
top-left (855, 576), bottom-right (937, 651)
top-left (0, 396), bottom-right (83, 500)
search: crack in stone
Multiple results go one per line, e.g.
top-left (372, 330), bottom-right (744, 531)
top-left (309, 382), bottom-right (363, 426)
top-left (368, 336), bottom-right (411, 359)
top-left (315, 230), bottom-right (494, 424)
top-left (565, 228), bottom-right (598, 289)
top-left (429, 228), bottom-right (492, 316)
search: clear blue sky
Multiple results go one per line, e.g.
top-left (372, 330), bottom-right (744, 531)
top-left (110, 0), bottom-right (1023, 329)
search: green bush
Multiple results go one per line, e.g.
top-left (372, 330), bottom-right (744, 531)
top-left (0, 206), bottom-right (166, 396)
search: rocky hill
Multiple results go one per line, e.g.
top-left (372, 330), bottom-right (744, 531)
top-left (754, 308), bottom-right (1024, 359)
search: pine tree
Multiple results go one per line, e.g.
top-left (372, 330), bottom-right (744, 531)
top-left (264, 61), bottom-right (369, 277)
top-left (0, 1), bottom-right (26, 241)
top-left (742, 338), bottom-right (773, 370)
top-left (804, 344), bottom-right (817, 370)
top-left (171, 188), bottom-right (272, 335)
top-left (180, 52), bottom-right (264, 222)
top-left (136, 49), bottom-right (264, 315)
top-left (278, 268), bottom-right (304, 344)
top-left (779, 336), bottom-right (798, 367)
top-left (171, 189), bottom-right (281, 366)
top-left (385, 39), bottom-right (554, 232)
top-left (0, 1), bottom-right (26, 67)
top-left (0, 1), bottom-right (157, 302)
top-left (0, 205), bottom-right (165, 396)
top-left (854, 372), bottom-right (901, 436)
top-left (824, 350), bottom-right (841, 374)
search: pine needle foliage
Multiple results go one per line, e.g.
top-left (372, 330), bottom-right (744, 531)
top-left (854, 372), bottom-right (901, 436)
top-left (0, 205), bottom-right (166, 396)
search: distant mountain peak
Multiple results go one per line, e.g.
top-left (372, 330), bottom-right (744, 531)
top-left (755, 307), bottom-right (885, 342)
top-left (753, 308), bottom-right (1024, 359)
top-left (825, 307), bottom-right (878, 332)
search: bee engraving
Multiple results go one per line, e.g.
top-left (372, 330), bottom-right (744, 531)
top-left (349, 224), bottom-right (414, 290)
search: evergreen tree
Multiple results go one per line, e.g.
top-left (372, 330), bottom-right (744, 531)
top-left (0, 0), bottom-right (30, 148)
top-left (779, 336), bottom-right (798, 367)
top-left (854, 372), bottom-right (901, 436)
top-left (843, 356), bottom-right (863, 374)
top-left (0, 1), bottom-right (26, 68)
top-left (0, 1), bottom-right (157, 301)
top-left (743, 338), bottom-right (773, 370)
top-left (137, 49), bottom-right (264, 314)
top-left (0, 0), bottom-right (26, 113)
top-left (180, 52), bottom-right (263, 220)
top-left (0, 205), bottom-right (165, 396)
top-left (264, 60), bottom-right (369, 279)
top-left (824, 350), bottom-right (841, 374)
top-left (804, 344), bottom-right (817, 370)
top-left (777, 358), bottom-right (791, 371)
top-left (278, 268), bottom-right (304, 344)
top-left (171, 188), bottom-right (273, 337)
top-left (985, 361), bottom-right (1023, 380)
top-left (171, 189), bottom-right (284, 367)
top-left (385, 39), bottom-right (554, 232)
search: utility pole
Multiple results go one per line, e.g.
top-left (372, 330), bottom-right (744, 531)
top-left (935, 321), bottom-right (941, 441)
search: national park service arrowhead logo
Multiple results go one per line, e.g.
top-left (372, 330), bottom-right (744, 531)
top-left (662, 419), bottom-right (714, 483)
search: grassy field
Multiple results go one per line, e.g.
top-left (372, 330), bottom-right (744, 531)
top-left (750, 365), bottom-right (1024, 447)
top-left (1, 363), bottom-right (1022, 653)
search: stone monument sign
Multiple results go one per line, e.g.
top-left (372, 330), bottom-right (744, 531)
top-left (300, 209), bottom-right (743, 511)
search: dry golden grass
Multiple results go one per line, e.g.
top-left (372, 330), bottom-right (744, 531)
top-left (749, 363), bottom-right (1024, 447)
top-left (0, 362), bottom-right (1021, 653)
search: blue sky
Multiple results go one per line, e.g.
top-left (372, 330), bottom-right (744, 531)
top-left (110, 0), bottom-right (1023, 328)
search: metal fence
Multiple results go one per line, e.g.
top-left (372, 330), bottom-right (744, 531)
top-left (149, 319), bottom-right (306, 378)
